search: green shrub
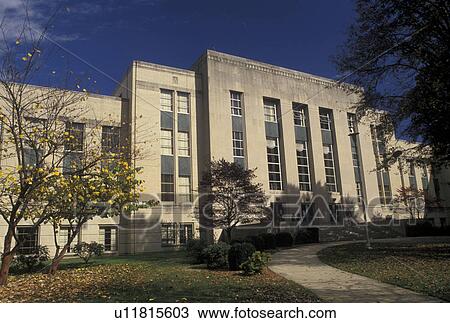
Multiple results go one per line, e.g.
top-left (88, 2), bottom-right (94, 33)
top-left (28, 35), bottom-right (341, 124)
top-left (240, 251), bottom-right (271, 275)
top-left (202, 242), bottom-right (231, 270)
top-left (186, 238), bottom-right (207, 264)
top-left (259, 232), bottom-right (276, 250)
top-left (275, 232), bottom-right (294, 247)
top-left (245, 235), bottom-right (265, 251)
top-left (228, 242), bottom-right (256, 271)
top-left (74, 242), bottom-right (104, 264)
top-left (16, 246), bottom-right (50, 272)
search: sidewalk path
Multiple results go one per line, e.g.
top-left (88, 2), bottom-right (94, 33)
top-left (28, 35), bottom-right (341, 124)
top-left (269, 237), bottom-right (447, 302)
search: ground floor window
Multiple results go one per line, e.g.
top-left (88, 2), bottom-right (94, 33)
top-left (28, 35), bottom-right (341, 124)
top-left (161, 222), bottom-right (194, 246)
top-left (99, 226), bottom-right (118, 252)
top-left (59, 226), bottom-right (80, 253)
top-left (17, 226), bottom-right (38, 254)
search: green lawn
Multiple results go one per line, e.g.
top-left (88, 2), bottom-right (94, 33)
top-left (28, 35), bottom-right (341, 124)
top-left (318, 238), bottom-right (450, 301)
top-left (0, 251), bottom-right (319, 303)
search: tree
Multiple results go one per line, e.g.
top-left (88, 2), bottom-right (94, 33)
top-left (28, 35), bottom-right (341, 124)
top-left (393, 186), bottom-right (425, 219)
top-left (200, 159), bottom-right (268, 242)
top-left (46, 158), bottom-right (143, 275)
top-left (334, 0), bottom-right (450, 163)
top-left (0, 9), bottom-right (92, 285)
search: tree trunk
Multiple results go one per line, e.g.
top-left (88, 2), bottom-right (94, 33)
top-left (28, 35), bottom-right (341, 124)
top-left (48, 244), bottom-right (69, 276)
top-left (0, 228), bottom-right (15, 286)
top-left (48, 223), bottom-right (82, 276)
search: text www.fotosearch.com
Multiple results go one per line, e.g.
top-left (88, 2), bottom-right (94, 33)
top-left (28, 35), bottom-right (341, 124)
top-left (198, 307), bottom-right (336, 319)
top-left (113, 306), bottom-right (337, 320)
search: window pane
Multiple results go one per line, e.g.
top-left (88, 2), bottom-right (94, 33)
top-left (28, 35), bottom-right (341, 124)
top-left (160, 89), bottom-right (173, 111)
top-left (161, 174), bottom-right (174, 201)
top-left (178, 176), bottom-right (191, 203)
top-left (102, 126), bottom-right (120, 153)
top-left (160, 129), bottom-right (173, 155)
top-left (65, 122), bottom-right (84, 152)
top-left (230, 91), bottom-right (243, 116)
top-left (17, 226), bottom-right (38, 255)
top-left (232, 131), bottom-right (245, 158)
top-left (264, 100), bottom-right (278, 122)
top-left (177, 92), bottom-right (189, 113)
top-left (293, 103), bottom-right (307, 127)
top-left (178, 131), bottom-right (190, 156)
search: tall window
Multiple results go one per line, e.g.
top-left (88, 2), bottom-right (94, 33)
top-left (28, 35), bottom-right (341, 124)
top-left (177, 131), bottom-right (190, 156)
top-left (267, 137), bottom-right (282, 190)
top-left (178, 176), bottom-right (191, 203)
top-left (99, 226), bottom-right (117, 252)
top-left (323, 144), bottom-right (337, 192)
top-left (293, 103), bottom-right (306, 127)
top-left (408, 161), bottom-right (417, 189)
top-left (59, 227), bottom-right (79, 253)
top-left (232, 131), bottom-right (244, 158)
top-left (230, 91), bottom-right (243, 116)
top-left (264, 100), bottom-right (277, 122)
top-left (421, 166), bottom-right (429, 190)
top-left (160, 129), bottom-right (173, 155)
top-left (371, 125), bottom-right (392, 204)
top-left (179, 223), bottom-right (194, 245)
top-left (347, 113), bottom-right (357, 134)
top-left (160, 89), bottom-right (173, 111)
top-left (296, 141), bottom-right (311, 191)
top-left (161, 174), bottom-right (174, 202)
top-left (319, 111), bottom-right (332, 130)
top-left (177, 92), bottom-right (189, 114)
top-left (17, 226), bottom-right (38, 255)
top-left (101, 126), bottom-right (120, 153)
top-left (64, 122), bottom-right (84, 174)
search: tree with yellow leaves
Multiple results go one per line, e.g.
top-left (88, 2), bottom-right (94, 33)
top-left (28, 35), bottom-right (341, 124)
top-left (45, 158), bottom-right (144, 275)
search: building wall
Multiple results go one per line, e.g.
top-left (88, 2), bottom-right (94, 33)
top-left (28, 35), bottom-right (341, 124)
top-left (0, 88), bottom-right (127, 255)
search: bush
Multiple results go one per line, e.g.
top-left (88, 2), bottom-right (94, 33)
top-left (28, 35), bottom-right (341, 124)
top-left (259, 233), bottom-right (276, 250)
top-left (406, 222), bottom-right (450, 237)
top-left (294, 228), bottom-right (319, 244)
top-left (245, 235), bottom-right (265, 251)
top-left (228, 242), bottom-right (256, 271)
top-left (186, 239), bottom-right (207, 264)
top-left (202, 242), bottom-right (231, 270)
top-left (240, 251), bottom-right (271, 275)
top-left (16, 246), bottom-right (50, 272)
top-left (74, 242), bottom-right (104, 264)
top-left (275, 232), bottom-right (294, 247)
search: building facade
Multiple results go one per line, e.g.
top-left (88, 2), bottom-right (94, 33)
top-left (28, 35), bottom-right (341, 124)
top-left (0, 50), bottom-right (446, 255)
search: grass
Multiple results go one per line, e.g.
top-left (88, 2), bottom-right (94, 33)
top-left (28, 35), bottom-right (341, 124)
top-left (317, 239), bottom-right (450, 301)
top-left (0, 251), bottom-right (319, 303)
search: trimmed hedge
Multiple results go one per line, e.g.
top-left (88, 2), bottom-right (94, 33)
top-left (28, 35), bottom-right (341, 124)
top-left (228, 242), bottom-right (256, 271)
top-left (202, 242), bottom-right (231, 270)
top-left (245, 235), bottom-right (265, 251)
top-left (295, 228), bottom-right (319, 244)
top-left (259, 233), bottom-right (277, 250)
top-left (406, 222), bottom-right (450, 237)
top-left (275, 232), bottom-right (293, 247)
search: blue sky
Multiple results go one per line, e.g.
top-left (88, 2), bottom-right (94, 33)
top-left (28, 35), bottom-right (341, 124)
top-left (2, 0), bottom-right (356, 95)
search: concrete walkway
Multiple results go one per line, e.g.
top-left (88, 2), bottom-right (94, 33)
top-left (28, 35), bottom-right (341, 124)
top-left (269, 237), bottom-right (448, 302)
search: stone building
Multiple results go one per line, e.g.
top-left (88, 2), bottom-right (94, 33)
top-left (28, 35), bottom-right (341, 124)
top-left (0, 50), bottom-right (446, 255)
